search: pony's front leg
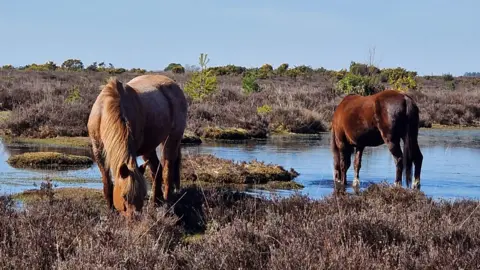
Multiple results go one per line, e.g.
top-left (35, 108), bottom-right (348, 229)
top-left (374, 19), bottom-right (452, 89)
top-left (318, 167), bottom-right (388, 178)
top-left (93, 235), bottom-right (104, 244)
top-left (142, 151), bottom-right (163, 206)
top-left (353, 146), bottom-right (364, 190)
top-left (162, 137), bottom-right (182, 202)
top-left (92, 142), bottom-right (114, 210)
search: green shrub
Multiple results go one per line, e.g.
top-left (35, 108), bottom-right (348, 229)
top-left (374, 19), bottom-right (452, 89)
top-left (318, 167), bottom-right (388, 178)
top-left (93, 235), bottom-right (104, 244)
top-left (61, 59), bottom-right (84, 71)
top-left (258, 64), bottom-right (273, 79)
top-left (184, 53), bottom-right (218, 101)
top-left (276, 63), bottom-right (289, 74)
top-left (335, 73), bottom-right (383, 96)
top-left (129, 68), bottom-right (147, 74)
top-left (349, 61), bottom-right (380, 76)
top-left (256, 104), bottom-right (272, 115)
top-left (242, 72), bottom-right (261, 94)
top-left (65, 86), bottom-right (82, 104)
top-left (1, 64), bottom-right (14, 70)
top-left (442, 73), bottom-right (454, 81)
top-left (207, 65), bottom-right (246, 76)
top-left (285, 65), bottom-right (314, 79)
top-left (171, 65), bottom-right (185, 74)
top-left (164, 63), bottom-right (183, 72)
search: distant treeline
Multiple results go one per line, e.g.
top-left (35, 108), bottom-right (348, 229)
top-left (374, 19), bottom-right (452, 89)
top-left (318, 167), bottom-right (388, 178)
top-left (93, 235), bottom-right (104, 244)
top-left (3, 58), bottom-right (477, 78)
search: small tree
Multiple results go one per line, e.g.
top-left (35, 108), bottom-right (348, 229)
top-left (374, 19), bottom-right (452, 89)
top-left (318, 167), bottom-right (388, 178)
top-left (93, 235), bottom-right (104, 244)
top-left (164, 63), bottom-right (185, 73)
top-left (61, 59), bottom-right (84, 71)
top-left (184, 53), bottom-right (218, 101)
top-left (242, 71), bottom-right (261, 94)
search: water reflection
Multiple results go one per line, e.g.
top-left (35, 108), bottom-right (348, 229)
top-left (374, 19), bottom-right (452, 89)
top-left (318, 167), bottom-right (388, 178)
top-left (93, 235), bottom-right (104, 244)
top-left (1, 129), bottom-right (480, 200)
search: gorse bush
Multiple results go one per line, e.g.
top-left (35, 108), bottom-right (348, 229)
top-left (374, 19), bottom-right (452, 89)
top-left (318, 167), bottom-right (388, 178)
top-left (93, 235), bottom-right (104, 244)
top-left (207, 65), bottom-right (246, 76)
top-left (335, 73), bottom-right (383, 96)
top-left (256, 104), bottom-right (272, 115)
top-left (380, 67), bottom-right (418, 91)
top-left (276, 63), bottom-right (289, 74)
top-left (286, 65), bottom-right (314, 79)
top-left (184, 53), bottom-right (218, 101)
top-left (258, 63), bottom-right (274, 79)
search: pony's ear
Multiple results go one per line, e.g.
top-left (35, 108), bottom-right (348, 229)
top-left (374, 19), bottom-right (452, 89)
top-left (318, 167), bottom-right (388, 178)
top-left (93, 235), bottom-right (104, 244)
top-left (115, 79), bottom-right (124, 92)
top-left (119, 163), bottom-right (130, 178)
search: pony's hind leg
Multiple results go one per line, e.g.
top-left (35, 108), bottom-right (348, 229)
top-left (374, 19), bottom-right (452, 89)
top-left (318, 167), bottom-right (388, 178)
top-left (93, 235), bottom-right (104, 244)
top-left (142, 151), bottom-right (163, 206)
top-left (387, 140), bottom-right (404, 187)
top-left (413, 143), bottom-right (423, 190)
top-left (353, 146), bottom-right (364, 189)
top-left (161, 136), bottom-right (182, 202)
top-left (92, 140), bottom-right (113, 210)
top-left (339, 145), bottom-right (353, 186)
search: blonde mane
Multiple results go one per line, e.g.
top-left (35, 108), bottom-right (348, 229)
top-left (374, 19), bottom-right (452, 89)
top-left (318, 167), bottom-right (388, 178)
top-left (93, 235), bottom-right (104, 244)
top-left (99, 77), bottom-right (147, 202)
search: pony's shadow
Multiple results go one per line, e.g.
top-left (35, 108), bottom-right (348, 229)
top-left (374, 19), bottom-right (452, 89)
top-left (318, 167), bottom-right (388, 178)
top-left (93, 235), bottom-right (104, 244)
top-left (161, 186), bottom-right (209, 234)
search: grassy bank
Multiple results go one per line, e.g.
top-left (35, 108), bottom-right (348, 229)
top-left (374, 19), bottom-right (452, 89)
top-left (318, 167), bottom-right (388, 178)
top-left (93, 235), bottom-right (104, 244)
top-left (1, 69), bottom-right (479, 140)
top-left (2, 183), bottom-right (480, 269)
top-left (7, 151), bottom-right (93, 170)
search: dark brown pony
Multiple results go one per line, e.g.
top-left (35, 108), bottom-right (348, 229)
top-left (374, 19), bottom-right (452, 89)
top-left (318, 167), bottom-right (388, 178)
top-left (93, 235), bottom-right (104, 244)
top-left (87, 75), bottom-right (187, 218)
top-left (331, 90), bottom-right (423, 190)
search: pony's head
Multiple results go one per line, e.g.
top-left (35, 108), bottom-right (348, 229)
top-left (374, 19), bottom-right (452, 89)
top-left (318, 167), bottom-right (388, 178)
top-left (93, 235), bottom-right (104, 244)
top-left (112, 159), bottom-right (148, 218)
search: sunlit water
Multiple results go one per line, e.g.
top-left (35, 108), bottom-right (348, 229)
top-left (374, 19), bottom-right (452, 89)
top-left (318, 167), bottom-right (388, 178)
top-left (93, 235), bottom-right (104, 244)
top-left (1, 129), bottom-right (480, 201)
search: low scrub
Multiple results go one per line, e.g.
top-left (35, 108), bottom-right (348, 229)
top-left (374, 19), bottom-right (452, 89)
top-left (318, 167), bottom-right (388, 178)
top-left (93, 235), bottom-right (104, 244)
top-left (2, 184), bottom-right (480, 269)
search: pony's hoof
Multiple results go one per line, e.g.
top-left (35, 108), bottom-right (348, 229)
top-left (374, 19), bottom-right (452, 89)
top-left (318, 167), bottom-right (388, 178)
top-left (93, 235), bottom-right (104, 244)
top-left (352, 178), bottom-right (360, 188)
top-left (412, 181), bottom-right (421, 190)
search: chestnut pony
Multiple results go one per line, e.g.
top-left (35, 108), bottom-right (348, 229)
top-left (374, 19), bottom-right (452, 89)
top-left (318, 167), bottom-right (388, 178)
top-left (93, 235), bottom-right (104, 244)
top-left (87, 75), bottom-right (187, 217)
top-left (331, 90), bottom-right (423, 190)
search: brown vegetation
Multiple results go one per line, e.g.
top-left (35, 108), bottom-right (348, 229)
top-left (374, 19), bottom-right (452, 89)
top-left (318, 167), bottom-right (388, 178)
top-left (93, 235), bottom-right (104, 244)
top-left (2, 183), bottom-right (480, 269)
top-left (0, 69), bottom-right (479, 139)
top-left (180, 154), bottom-right (299, 185)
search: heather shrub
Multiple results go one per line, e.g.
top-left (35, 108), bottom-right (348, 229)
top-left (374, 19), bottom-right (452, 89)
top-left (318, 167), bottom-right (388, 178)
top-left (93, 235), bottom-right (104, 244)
top-left (242, 71), bottom-right (261, 94)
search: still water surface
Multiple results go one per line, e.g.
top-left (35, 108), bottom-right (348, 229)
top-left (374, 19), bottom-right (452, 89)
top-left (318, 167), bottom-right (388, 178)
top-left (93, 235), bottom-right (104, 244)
top-left (1, 129), bottom-right (480, 200)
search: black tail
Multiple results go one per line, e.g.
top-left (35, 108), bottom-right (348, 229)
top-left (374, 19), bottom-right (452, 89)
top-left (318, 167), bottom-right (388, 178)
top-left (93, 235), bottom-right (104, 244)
top-left (403, 94), bottom-right (420, 185)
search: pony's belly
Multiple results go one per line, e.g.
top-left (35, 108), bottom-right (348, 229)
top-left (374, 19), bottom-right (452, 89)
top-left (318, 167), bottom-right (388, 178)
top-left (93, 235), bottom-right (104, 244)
top-left (353, 129), bottom-right (384, 147)
top-left (136, 127), bottom-right (169, 156)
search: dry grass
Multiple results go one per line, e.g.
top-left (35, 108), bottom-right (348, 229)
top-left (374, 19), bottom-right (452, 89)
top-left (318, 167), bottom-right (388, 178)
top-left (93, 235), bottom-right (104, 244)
top-left (2, 183), bottom-right (480, 269)
top-left (2, 70), bottom-right (479, 139)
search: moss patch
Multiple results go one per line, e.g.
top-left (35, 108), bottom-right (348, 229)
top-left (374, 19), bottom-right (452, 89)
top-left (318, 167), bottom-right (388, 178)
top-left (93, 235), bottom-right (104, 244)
top-left (0, 110), bottom-right (11, 124)
top-left (181, 131), bottom-right (202, 145)
top-left (198, 127), bottom-right (250, 140)
top-left (7, 151), bottom-right (93, 170)
top-left (181, 154), bottom-right (299, 185)
top-left (2, 136), bottom-right (91, 148)
top-left (140, 154), bottom-right (302, 190)
top-left (426, 123), bottom-right (480, 130)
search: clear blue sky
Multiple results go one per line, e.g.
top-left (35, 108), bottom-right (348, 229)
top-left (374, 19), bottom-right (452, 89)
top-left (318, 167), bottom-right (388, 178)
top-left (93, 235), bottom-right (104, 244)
top-left (1, 0), bottom-right (478, 76)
